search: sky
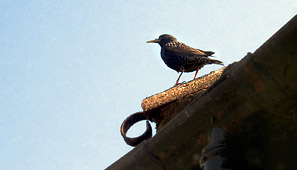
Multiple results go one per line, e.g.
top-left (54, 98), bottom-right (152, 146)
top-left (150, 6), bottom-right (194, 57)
top-left (0, 0), bottom-right (296, 169)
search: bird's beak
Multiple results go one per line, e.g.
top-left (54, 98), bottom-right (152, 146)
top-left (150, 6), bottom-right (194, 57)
top-left (147, 39), bottom-right (160, 43)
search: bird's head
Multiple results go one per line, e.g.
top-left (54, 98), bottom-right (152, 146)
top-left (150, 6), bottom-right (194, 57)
top-left (147, 34), bottom-right (177, 47)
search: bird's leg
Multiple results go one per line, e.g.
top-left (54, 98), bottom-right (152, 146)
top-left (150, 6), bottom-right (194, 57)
top-left (175, 70), bottom-right (184, 86)
top-left (193, 68), bottom-right (200, 80)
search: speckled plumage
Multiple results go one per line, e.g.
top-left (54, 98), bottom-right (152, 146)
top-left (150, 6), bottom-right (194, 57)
top-left (147, 34), bottom-right (223, 85)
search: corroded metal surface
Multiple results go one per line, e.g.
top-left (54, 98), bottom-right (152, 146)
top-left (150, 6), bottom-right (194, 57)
top-left (120, 112), bottom-right (152, 146)
top-left (141, 67), bottom-right (225, 112)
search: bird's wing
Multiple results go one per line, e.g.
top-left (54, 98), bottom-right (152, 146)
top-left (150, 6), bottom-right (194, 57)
top-left (164, 43), bottom-right (213, 56)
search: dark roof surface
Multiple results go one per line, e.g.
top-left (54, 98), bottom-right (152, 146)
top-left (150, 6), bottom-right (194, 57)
top-left (107, 15), bottom-right (297, 170)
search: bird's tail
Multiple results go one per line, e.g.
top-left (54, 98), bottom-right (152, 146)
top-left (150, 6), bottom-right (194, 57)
top-left (208, 58), bottom-right (224, 66)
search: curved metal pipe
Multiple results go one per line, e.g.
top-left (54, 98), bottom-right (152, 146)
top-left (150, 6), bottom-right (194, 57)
top-left (120, 112), bottom-right (152, 146)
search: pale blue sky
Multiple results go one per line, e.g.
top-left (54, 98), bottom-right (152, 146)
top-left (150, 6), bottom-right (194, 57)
top-left (0, 1), bottom-right (296, 169)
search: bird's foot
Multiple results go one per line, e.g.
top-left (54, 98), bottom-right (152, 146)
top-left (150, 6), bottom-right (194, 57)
top-left (174, 83), bottom-right (182, 87)
top-left (174, 81), bottom-right (186, 87)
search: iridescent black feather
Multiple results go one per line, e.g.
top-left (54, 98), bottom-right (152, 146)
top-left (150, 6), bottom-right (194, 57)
top-left (147, 34), bottom-right (223, 85)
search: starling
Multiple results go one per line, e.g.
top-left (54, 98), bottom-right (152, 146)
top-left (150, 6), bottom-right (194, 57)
top-left (147, 34), bottom-right (223, 85)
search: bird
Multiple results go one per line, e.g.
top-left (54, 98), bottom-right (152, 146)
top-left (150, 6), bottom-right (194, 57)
top-left (147, 34), bottom-right (223, 86)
